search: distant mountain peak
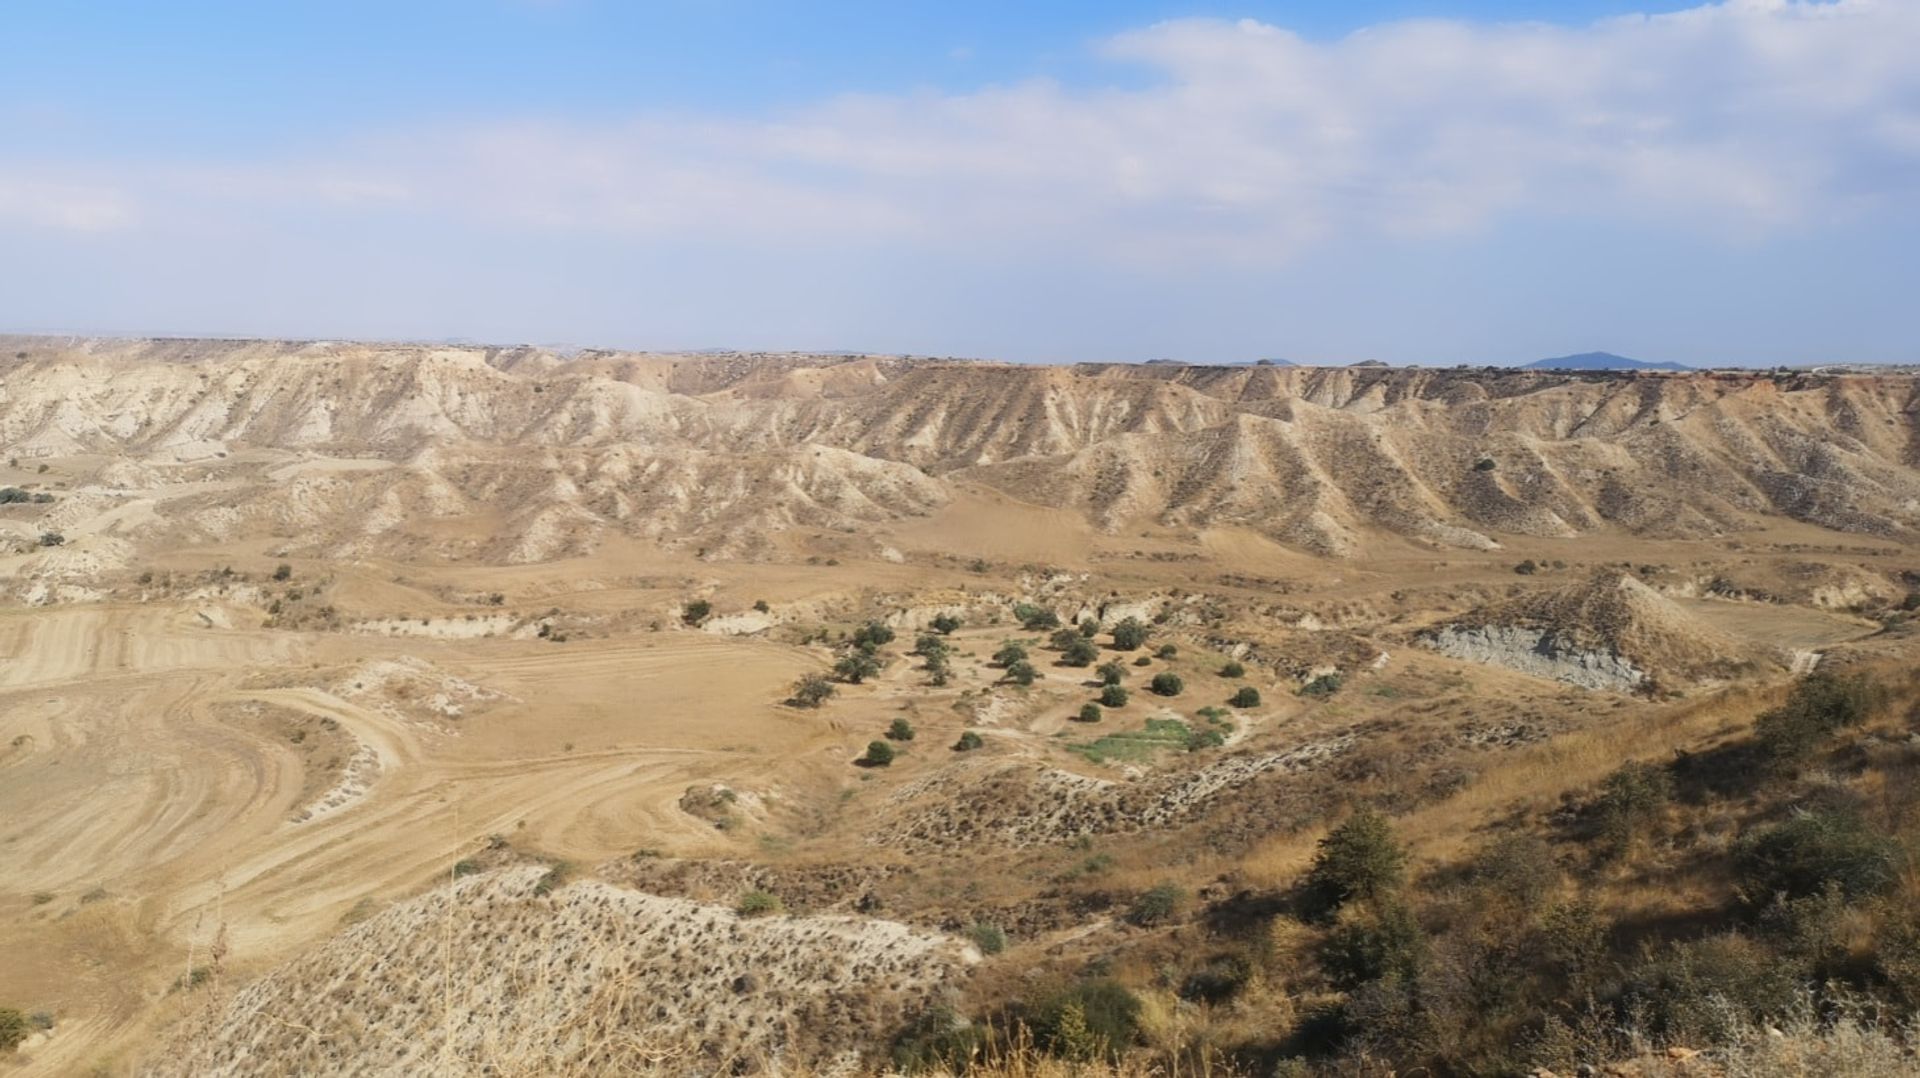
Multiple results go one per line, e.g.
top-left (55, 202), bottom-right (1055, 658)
top-left (1525, 351), bottom-right (1691, 371)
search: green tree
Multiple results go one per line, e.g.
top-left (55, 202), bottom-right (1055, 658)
top-left (862, 740), bottom-right (896, 767)
top-left (1052, 1003), bottom-right (1100, 1063)
top-left (924, 651), bottom-right (951, 687)
top-left (1060, 637), bottom-right (1098, 667)
top-left (853, 620), bottom-right (897, 649)
top-left (1096, 660), bottom-right (1127, 686)
top-left (1014, 603), bottom-right (1060, 631)
top-left (1111, 617), bottom-right (1149, 651)
top-left (992, 641), bottom-right (1029, 668)
top-left (953, 730), bottom-right (984, 751)
top-left (1304, 807), bottom-right (1407, 917)
top-left (1149, 672), bottom-right (1184, 696)
top-left (682, 599), bottom-right (712, 625)
top-left (1076, 703), bottom-right (1103, 723)
top-left (1228, 687), bottom-right (1261, 708)
top-left (887, 718), bottom-right (916, 741)
top-left (788, 673), bottom-right (835, 708)
top-left (1005, 660), bottom-right (1037, 686)
top-left (834, 649), bottom-right (882, 684)
top-left (930, 614), bottom-right (962, 634)
top-left (913, 633), bottom-right (948, 658)
top-left (1220, 660), bottom-right (1246, 678)
top-left (1100, 684), bottom-right (1129, 708)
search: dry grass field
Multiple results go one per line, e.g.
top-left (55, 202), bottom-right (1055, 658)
top-left (1, 339), bottom-right (1918, 1075)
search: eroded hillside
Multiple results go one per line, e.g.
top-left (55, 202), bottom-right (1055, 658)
top-left (2, 336), bottom-right (1915, 566)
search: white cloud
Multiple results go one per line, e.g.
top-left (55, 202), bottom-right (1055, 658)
top-left (0, 177), bottom-right (134, 232)
top-left (13, 1), bottom-right (1920, 260)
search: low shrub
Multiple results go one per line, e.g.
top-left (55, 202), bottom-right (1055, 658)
top-left (1027, 978), bottom-right (1141, 1061)
top-left (1594, 760), bottom-right (1673, 854)
top-left (967, 922), bottom-right (1008, 955)
top-left (891, 1005), bottom-right (984, 1074)
top-left (1128, 883), bottom-right (1186, 926)
top-left (1733, 810), bottom-right (1899, 903)
top-left (1321, 900), bottom-right (1427, 988)
top-left (737, 889), bottom-right (783, 917)
top-left (1300, 673), bottom-right (1343, 697)
top-left (1755, 672), bottom-right (1886, 767)
top-left (0, 1008), bottom-right (27, 1052)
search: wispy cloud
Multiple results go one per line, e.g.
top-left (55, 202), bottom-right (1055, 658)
top-left (0, 176), bottom-right (134, 232)
top-left (13, 1), bottom-right (1920, 266)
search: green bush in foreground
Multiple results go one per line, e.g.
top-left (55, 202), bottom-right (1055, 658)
top-left (1303, 807), bottom-right (1407, 917)
top-left (1028, 978), bottom-right (1142, 1062)
top-left (1734, 810), bottom-right (1900, 903)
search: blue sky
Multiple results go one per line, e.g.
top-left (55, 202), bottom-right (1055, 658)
top-left (3, 1), bottom-right (1916, 365)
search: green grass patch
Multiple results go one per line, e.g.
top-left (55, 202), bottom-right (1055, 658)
top-left (1070, 717), bottom-right (1193, 764)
